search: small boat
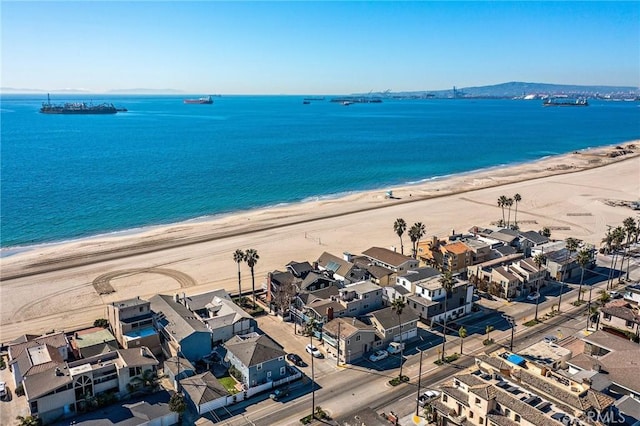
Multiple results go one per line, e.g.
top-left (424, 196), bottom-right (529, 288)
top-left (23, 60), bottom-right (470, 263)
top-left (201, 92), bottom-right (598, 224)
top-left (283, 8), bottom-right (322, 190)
top-left (342, 101), bottom-right (352, 106)
top-left (303, 100), bottom-right (311, 105)
top-left (184, 96), bottom-right (213, 104)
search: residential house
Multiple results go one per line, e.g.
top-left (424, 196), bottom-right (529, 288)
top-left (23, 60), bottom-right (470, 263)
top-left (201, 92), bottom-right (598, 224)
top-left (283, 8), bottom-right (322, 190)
top-left (70, 327), bottom-right (118, 359)
top-left (265, 269), bottom-right (297, 305)
top-left (518, 230), bottom-right (550, 257)
top-left (467, 253), bottom-right (524, 284)
top-left (365, 306), bottom-right (419, 345)
top-left (490, 266), bottom-right (523, 300)
top-left (286, 260), bottom-right (313, 279)
top-left (8, 332), bottom-right (70, 386)
top-left (395, 267), bottom-right (441, 294)
top-left (338, 281), bottom-right (384, 317)
top-left (22, 347), bottom-right (158, 425)
top-left (317, 252), bottom-right (368, 284)
top-left (463, 238), bottom-right (492, 264)
top-left (361, 247), bottom-right (419, 275)
top-left (598, 300), bottom-right (640, 340)
top-left (299, 270), bottom-right (339, 292)
top-left (163, 355), bottom-right (195, 389)
top-left (181, 289), bottom-right (256, 345)
top-left (436, 241), bottom-right (474, 273)
top-left (223, 333), bottom-right (288, 388)
top-left (407, 274), bottom-right (473, 326)
top-left (568, 330), bottom-right (640, 398)
top-left (382, 285), bottom-right (412, 305)
top-left (322, 317), bottom-right (377, 363)
top-left (150, 294), bottom-right (213, 362)
top-left (106, 297), bottom-right (161, 355)
top-left (181, 371), bottom-right (231, 415)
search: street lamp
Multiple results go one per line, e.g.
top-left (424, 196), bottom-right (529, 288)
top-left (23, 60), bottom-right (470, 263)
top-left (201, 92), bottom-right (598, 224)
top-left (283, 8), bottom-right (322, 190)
top-left (503, 314), bottom-right (516, 352)
top-left (415, 349), bottom-right (424, 417)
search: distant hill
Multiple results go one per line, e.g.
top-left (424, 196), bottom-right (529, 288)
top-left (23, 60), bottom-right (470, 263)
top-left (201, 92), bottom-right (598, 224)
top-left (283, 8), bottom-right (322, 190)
top-left (0, 87), bottom-right (184, 94)
top-left (371, 81), bottom-right (640, 99)
top-left (106, 88), bottom-right (184, 94)
top-left (0, 87), bottom-right (91, 94)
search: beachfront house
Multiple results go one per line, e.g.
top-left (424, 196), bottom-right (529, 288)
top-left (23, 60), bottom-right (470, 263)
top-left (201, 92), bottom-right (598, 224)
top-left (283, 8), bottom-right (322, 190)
top-left (598, 300), bottom-right (640, 339)
top-left (361, 247), bottom-right (419, 275)
top-left (70, 327), bottom-right (118, 359)
top-left (106, 296), bottom-right (162, 356)
top-left (180, 371), bottom-right (231, 415)
top-left (8, 332), bottom-right (71, 387)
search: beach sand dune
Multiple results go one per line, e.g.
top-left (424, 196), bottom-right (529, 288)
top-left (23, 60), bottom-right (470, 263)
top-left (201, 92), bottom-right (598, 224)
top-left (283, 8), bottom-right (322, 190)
top-left (1, 143), bottom-right (638, 342)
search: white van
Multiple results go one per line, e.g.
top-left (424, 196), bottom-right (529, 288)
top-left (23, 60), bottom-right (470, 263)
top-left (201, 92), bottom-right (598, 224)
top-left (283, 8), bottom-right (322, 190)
top-left (387, 342), bottom-right (405, 354)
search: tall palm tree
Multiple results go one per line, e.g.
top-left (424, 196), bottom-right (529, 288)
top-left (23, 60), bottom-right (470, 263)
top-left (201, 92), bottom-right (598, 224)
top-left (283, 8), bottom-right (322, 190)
top-left (439, 271), bottom-right (455, 361)
top-left (505, 197), bottom-right (514, 228)
top-left (458, 326), bottom-right (467, 354)
top-left (576, 248), bottom-right (591, 303)
top-left (391, 298), bottom-right (406, 379)
top-left (533, 253), bottom-right (546, 321)
top-left (558, 237), bottom-right (579, 312)
top-left (244, 248), bottom-right (259, 307)
top-left (408, 222), bottom-right (426, 259)
top-left (610, 226), bottom-right (625, 286)
top-left (602, 228), bottom-right (614, 289)
top-left (513, 193), bottom-right (522, 229)
top-left (485, 325), bottom-right (494, 343)
top-left (622, 217), bottom-right (637, 280)
top-left (233, 249), bottom-right (245, 300)
top-left (393, 218), bottom-right (407, 255)
top-left (497, 196), bottom-right (508, 227)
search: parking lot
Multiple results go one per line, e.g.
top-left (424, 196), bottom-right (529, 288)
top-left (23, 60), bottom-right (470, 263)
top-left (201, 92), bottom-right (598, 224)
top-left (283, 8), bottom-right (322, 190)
top-left (0, 360), bottom-right (30, 426)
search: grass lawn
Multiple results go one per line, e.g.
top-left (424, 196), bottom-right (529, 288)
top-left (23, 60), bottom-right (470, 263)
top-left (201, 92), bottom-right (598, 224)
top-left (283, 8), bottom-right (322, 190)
top-left (219, 376), bottom-right (239, 394)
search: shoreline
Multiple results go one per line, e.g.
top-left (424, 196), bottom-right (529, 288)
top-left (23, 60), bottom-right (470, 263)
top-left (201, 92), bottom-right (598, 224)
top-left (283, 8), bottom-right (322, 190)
top-left (0, 141), bottom-right (635, 257)
top-left (0, 141), bottom-right (638, 341)
top-left (1, 140), bottom-right (638, 279)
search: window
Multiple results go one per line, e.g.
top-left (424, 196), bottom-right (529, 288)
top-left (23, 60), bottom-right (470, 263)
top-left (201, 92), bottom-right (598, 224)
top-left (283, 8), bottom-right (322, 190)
top-left (626, 320), bottom-right (634, 328)
top-left (479, 417), bottom-right (484, 425)
top-left (604, 313), bottom-right (611, 321)
top-left (505, 408), bottom-right (511, 417)
top-left (129, 367), bottom-right (142, 377)
top-left (280, 366), bottom-right (286, 375)
top-left (278, 356), bottom-right (284, 361)
top-left (356, 335), bottom-right (361, 341)
top-left (443, 394), bottom-right (448, 402)
top-left (469, 411), bottom-right (474, 419)
top-left (140, 307), bottom-right (144, 312)
top-left (30, 401), bottom-right (38, 413)
top-left (475, 397), bottom-right (481, 405)
top-left (257, 363), bottom-right (263, 371)
top-left (515, 414), bottom-right (521, 423)
top-left (347, 339), bottom-right (351, 345)
top-left (266, 371), bottom-right (271, 378)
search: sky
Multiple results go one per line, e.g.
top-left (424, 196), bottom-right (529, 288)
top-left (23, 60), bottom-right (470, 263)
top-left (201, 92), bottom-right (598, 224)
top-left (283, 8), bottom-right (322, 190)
top-left (2, 1), bottom-right (639, 94)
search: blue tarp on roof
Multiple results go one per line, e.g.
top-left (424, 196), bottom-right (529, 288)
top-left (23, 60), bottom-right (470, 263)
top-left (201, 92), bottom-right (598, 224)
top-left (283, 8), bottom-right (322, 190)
top-left (507, 354), bottom-right (526, 366)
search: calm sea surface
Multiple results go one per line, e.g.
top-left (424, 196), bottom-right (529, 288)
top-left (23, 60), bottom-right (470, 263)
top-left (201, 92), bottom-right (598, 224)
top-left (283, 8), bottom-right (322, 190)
top-left (1, 94), bottom-right (639, 250)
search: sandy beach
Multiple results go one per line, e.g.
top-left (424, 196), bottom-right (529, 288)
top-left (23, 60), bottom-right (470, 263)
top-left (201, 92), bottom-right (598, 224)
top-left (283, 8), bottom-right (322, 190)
top-left (1, 142), bottom-right (638, 343)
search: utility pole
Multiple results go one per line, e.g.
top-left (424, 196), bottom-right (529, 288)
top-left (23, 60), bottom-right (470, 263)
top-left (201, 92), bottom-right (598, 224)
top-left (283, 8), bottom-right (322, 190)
top-left (415, 350), bottom-right (423, 417)
top-left (310, 330), bottom-right (315, 420)
top-left (336, 321), bottom-right (341, 366)
top-left (503, 315), bottom-right (516, 352)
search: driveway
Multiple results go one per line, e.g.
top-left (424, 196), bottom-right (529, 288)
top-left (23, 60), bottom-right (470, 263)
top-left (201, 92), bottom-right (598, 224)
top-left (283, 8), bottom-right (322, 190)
top-left (0, 363), bottom-right (29, 426)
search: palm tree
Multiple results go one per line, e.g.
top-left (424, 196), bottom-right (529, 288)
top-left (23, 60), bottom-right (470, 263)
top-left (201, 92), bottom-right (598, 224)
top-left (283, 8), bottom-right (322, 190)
top-left (408, 222), bottom-right (426, 259)
top-left (513, 193), bottom-right (522, 229)
top-left (497, 196), bottom-right (508, 226)
top-left (439, 271), bottom-right (455, 361)
top-left (16, 416), bottom-right (41, 426)
top-left (485, 325), bottom-right (494, 344)
top-left (393, 218), bottom-right (407, 255)
top-left (391, 298), bottom-right (406, 379)
top-left (533, 253), bottom-right (546, 321)
top-left (169, 393), bottom-right (186, 421)
top-left (610, 226), bottom-right (625, 286)
top-left (233, 249), bottom-right (245, 300)
top-left (623, 217), bottom-right (637, 280)
top-left (505, 197), bottom-right (514, 228)
top-left (576, 248), bottom-right (591, 303)
top-left (558, 237), bottom-right (579, 312)
top-left (458, 326), bottom-right (467, 354)
top-left (244, 248), bottom-right (259, 307)
top-left (602, 228), bottom-right (614, 289)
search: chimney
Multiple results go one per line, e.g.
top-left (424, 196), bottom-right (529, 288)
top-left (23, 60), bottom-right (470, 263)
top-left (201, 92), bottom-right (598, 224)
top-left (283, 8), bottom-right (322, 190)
top-left (327, 306), bottom-right (334, 321)
top-left (352, 317), bottom-right (356, 325)
top-left (175, 294), bottom-right (180, 303)
top-left (343, 252), bottom-right (353, 262)
top-left (432, 236), bottom-right (438, 247)
top-left (313, 261), bottom-right (319, 270)
top-left (55, 367), bottom-right (62, 376)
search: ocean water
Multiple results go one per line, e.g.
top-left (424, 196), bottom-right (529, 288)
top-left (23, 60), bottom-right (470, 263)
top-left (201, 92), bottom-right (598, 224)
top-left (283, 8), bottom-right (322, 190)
top-left (1, 94), bottom-right (639, 250)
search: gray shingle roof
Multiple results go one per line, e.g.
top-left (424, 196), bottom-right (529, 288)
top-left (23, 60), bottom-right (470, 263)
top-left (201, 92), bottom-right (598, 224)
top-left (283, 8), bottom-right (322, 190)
top-left (224, 334), bottom-right (285, 367)
top-left (520, 231), bottom-right (549, 245)
top-left (362, 247), bottom-right (414, 267)
top-left (150, 294), bottom-right (209, 341)
top-left (398, 267), bottom-right (441, 282)
top-left (367, 306), bottom-right (418, 330)
top-left (180, 371), bottom-right (230, 405)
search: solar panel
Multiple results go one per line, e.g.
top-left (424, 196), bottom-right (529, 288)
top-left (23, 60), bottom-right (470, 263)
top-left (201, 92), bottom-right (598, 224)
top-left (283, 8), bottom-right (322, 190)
top-left (326, 261), bottom-right (340, 272)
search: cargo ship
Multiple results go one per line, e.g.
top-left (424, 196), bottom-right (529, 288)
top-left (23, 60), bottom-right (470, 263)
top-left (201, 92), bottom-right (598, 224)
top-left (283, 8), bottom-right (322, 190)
top-left (184, 96), bottom-right (213, 104)
top-left (40, 94), bottom-right (126, 114)
top-left (543, 97), bottom-right (589, 107)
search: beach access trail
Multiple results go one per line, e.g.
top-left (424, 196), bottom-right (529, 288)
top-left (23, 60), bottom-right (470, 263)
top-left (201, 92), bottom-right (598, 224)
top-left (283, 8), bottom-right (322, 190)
top-left (0, 143), bottom-right (638, 342)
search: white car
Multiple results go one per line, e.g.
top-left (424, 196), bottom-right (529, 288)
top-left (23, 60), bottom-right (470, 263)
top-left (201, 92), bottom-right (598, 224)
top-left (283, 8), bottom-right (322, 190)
top-left (527, 292), bottom-right (540, 301)
top-left (0, 381), bottom-right (6, 399)
top-left (543, 335), bottom-right (558, 344)
top-left (305, 344), bottom-right (323, 358)
top-left (369, 350), bottom-right (389, 362)
top-left (417, 389), bottom-right (440, 406)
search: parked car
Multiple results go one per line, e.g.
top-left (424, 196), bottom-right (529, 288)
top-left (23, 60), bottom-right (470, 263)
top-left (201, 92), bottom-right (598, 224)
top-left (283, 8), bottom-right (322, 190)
top-left (608, 291), bottom-right (622, 299)
top-left (0, 382), bottom-right (6, 400)
top-left (527, 292), bottom-right (540, 301)
top-left (305, 344), bottom-right (323, 358)
top-left (417, 389), bottom-right (440, 406)
top-left (270, 387), bottom-right (289, 401)
top-left (369, 350), bottom-right (389, 362)
top-left (543, 335), bottom-right (558, 344)
top-left (287, 353), bottom-right (305, 366)
top-left (386, 342), bottom-right (405, 354)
